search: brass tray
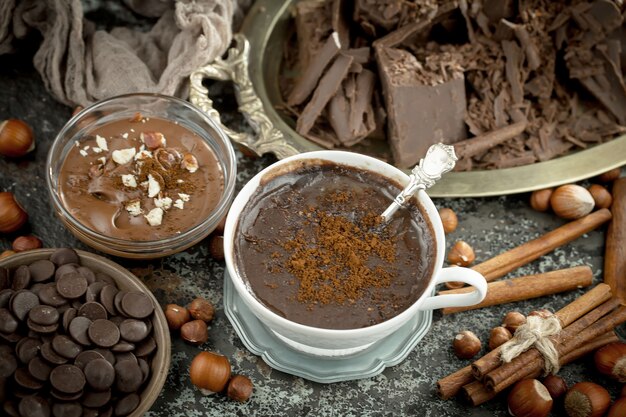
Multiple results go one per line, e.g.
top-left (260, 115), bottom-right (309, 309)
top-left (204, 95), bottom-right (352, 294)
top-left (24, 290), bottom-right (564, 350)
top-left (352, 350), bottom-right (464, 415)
top-left (189, 0), bottom-right (626, 197)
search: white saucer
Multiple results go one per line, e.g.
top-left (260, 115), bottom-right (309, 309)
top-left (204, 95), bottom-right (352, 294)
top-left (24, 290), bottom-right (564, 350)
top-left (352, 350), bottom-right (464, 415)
top-left (223, 270), bottom-right (434, 383)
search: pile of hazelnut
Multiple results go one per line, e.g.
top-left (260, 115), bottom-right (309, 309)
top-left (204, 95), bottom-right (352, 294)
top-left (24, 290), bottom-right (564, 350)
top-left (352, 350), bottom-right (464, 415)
top-left (529, 167), bottom-right (621, 219)
top-left (164, 298), bottom-right (253, 402)
top-left (452, 310), bottom-right (626, 417)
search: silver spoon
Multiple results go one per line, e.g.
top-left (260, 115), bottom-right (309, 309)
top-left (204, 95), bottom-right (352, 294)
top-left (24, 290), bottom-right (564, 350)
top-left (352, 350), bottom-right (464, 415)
top-left (381, 143), bottom-right (457, 223)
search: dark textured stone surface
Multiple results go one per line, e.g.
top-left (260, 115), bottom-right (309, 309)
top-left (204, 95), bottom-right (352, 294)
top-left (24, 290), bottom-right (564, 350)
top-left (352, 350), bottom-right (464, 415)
top-left (0, 15), bottom-right (622, 417)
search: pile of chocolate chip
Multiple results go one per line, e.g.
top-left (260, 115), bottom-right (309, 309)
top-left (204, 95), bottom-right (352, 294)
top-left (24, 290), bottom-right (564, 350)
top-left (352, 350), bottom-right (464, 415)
top-left (0, 248), bottom-right (157, 417)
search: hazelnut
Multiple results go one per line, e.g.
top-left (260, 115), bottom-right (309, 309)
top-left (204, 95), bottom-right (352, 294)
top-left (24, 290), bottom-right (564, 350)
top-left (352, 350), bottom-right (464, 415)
top-left (608, 397), bottom-right (626, 417)
top-left (530, 188), bottom-right (553, 212)
top-left (596, 167), bottom-right (621, 183)
top-left (188, 298), bottom-right (215, 323)
top-left (0, 250), bottom-right (15, 260)
top-left (444, 281), bottom-right (465, 290)
top-left (594, 342), bottom-right (626, 382)
top-left (502, 311), bottom-right (526, 334)
top-left (12, 235), bottom-right (42, 252)
top-left (438, 208), bottom-right (458, 234)
top-left (181, 153), bottom-right (199, 173)
top-left (528, 309), bottom-right (553, 319)
top-left (564, 382), bottom-right (610, 417)
top-left (587, 184), bottom-right (612, 209)
top-left (550, 184), bottom-right (594, 220)
top-left (0, 192), bottom-right (28, 233)
top-left (227, 375), bottom-right (253, 402)
top-left (140, 131), bottom-right (166, 150)
top-left (180, 320), bottom-right (208, 345)
top-left (190, 351), bottom-right (231, 393)
top-left (452, 330), bottom-right (481, 359)
top-left (164, 304), bottom-right (190, 330)
top-left (130, 112), bottom-right (143, 123)
top-left (542, 374), bottom-right (568, 399)
top-left (0, 119), bottom-right (35, 158)
top-left (507, 379), bottom-right (552, 417)
top-left (489, 326), bottom-right (512, 351)
top-left (208, 235), bottom-right (224, 260)
top-left (447, 240), bottom-right (475, 267)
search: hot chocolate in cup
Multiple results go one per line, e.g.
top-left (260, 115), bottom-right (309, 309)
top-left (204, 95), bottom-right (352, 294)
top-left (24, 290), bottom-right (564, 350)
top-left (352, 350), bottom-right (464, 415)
top-left (224, 151), bottom-right (487, 356)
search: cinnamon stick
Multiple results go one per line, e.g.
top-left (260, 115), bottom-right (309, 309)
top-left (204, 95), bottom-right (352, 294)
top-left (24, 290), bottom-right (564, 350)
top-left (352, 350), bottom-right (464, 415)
top-left (440, 266), bottom-right (593, 314)
top-left (486, 304), bottom-right (626, 393)
top-left (605, 178), bottom-right (626, 302)
top-left (436, 365), bottom-right (475, 400)
top-left (472, 209), bottom-right (612, 282)
top-left (463, 331), bottom-right (619, 406)
top-left (471, 283), bottom-right (612, 379)
top-left (454, 121), bottom-right (527, 159)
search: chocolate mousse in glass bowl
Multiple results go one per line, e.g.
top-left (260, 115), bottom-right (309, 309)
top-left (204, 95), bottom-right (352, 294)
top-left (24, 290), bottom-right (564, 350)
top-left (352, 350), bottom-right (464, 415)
top-left (47, 94), bottom-right (237, 258)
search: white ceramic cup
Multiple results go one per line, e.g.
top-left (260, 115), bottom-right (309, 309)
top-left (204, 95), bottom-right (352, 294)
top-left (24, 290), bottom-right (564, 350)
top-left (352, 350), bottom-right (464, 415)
top-left (224, 151), bottom-right (487, 356)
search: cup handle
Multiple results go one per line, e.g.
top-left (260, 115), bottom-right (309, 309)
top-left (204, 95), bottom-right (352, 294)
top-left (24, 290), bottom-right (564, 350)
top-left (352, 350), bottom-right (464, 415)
top-left (418, 267), bottom-right (487, 311)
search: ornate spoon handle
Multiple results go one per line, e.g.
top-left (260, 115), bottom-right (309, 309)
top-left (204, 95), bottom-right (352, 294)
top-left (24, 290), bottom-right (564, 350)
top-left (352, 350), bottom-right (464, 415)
top-left (381, 144), bottom-right (458, 222)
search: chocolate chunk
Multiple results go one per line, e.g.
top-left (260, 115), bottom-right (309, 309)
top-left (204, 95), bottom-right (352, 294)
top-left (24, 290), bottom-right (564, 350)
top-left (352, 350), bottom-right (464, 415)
top-left (12, 265), bottom-right (31, 290)
top-left (0, 308), bottom-right (18, 333)
top-left (40, 342), bottom-right (68, 365)
top-left (483, 0), bottom-right (514, 24)
top-left (11, 290), bottom-right (39, 320)
top-left (100, 285), bottom-right (119, 316)
top-left (88, 319), bottom-right (120, 347)
top-left (16, 337), bottom-right (42, 363)
top-left (38, 285), bottom-right (67, 307)
top-left (114, 360), bottom-right (143, 393)
top-left (120, 292), bottom-right (154, 319)
top-left (28, 357), bottom-right (52, 381)
top-left (114, 393), bottom-right (140, 416)
top-left (0, 288), bottom-right (13, 308)
top-left (18, 395), bottom-right (50, 417)
top-left (52, 335), bottom-right (83, 359)
top-left (134, 336), bottom-right (156, 357)
top-left (84, 358), bottom-right (115, 391)
top-left (68, 316), bottom-right (93, 346)
top-left (54, 264), bottom-right (78, 282)
top-left (29, 260), bottom-right (55, 282)
top-left (52, 402), bottom-right (82, 417)
top-left (56, 272), bottom-right (88, 299)
top-left (74, 350), bottom-right (106, 370)
top-left (29, 305), bottom-right (60, 326)
top-left (15, 367), bottom-right (45, 389)
top-left (119, 319), bottom-right (149, 343)
top-left (0, 354), bottom-right (17, 378)
top-left (62, 308), bottom-right (77, 332)
top-left (78, 301), bottom-right (107, 321)
top-left (50, 248), bottom-right (79, 266)
top-left (50, 364), bottom-right (85, 394)
top-left (82, 388), bottom-right (111, 408)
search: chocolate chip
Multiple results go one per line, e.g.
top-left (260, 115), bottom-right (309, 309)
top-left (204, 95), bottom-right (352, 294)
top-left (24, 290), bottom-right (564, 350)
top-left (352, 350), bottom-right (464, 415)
top-left (50, 389), bottom-right (83, 402)
top-left (84, 358), bottom-right (115, 391)
top-left (82, 388), bottom-right (111, 408)
top-left (40, 342), bottom-right (68, 366)
top-left (10, 290), bottom-right (39, 320)
top-left (52, 402), bottom-right (82, 417)
top-left (0, 267), bottom-right (9, 290)
top-left (94, 348), bottom-right (116, 366)
top-left (50, 364), bottom-right (85, 394)
top-left (29, 260), bottom-right (56, 282)
top-left (28, 357), bottom-right (52, 381)
top-left (113, 291), bottom-right (127, 316)
top-left (114, 352), bottom-right (137, 365)
top-left (50, 248), bottom-right (79, 266)
top-left (11, 265), bottom-right (31, 291)
top-left (56, 272), bottom-right (87, 299)
top-left (119, 319), bottom-right (149, 343)
top-left (114, 393), bottom-right (140, 416)
top-left (134, 336), bottom-right (156, 357)
top-left (0, 332), bottom-right (21, 343)
top-left (16, 337), bottom-right (42, 363)
top-left (27, 318), bottom-right (59, 334)
top-left (121, 292), bottom-right (154, 319)
top-left (77, 266), bottom-right (96, 284)
top-left (28, 305), bottom-right (60, 326)
top-left (0, 308), bottom-right (18, 333)
top-left (18, 395), bottom-right (50, 417)
top-left (3, 401), bottom-right (19, 417)
top-left (114, 360), bottom-right (143, 393)
top-left (138, 357), bottom-right (150, 384)
top-left (88, 319), bottom-right (120, 347)
top-left (14, 367), bottom-right (45, 390)
top-left (54, 263), bottom-right (78, 282)
top-left (100, 285), bottom-right (119, 316)
top-left (68, 316), bottom-right (92, 346)
top-left (62, 308), bottom-right (77, 332)
top-left (0, 354), bottom-right (17, 378)
top-left (96, 273), bottom-right (116, 285)
top-left (74, 350), bottom-right (105, 370)
top-left (111, 342), bottom-right (135, 353)
top-left (85, 282), bottom-right (106, 302)
top-left (52, 335), bottom-right (83, 360)
top-left (78, 301), bottom-right (107, 321)
top-left (37, 285), bottom-right (66, 307)
top-left (0, 288), bottom-right (13, 308)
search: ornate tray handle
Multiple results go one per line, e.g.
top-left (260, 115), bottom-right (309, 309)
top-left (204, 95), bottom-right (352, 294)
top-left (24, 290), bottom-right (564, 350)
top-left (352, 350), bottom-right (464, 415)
top-left (189, 34), bottom-right (300, 159)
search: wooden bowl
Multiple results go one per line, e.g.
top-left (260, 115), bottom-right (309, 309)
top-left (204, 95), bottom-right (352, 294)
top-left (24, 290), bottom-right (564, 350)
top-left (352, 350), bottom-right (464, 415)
top-left (0, 248), bottom-right (171, 416)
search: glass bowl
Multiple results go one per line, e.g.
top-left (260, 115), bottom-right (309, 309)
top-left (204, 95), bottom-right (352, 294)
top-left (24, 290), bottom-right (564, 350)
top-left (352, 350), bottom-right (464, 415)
top-left (46, 93), bottom-right (237, 259)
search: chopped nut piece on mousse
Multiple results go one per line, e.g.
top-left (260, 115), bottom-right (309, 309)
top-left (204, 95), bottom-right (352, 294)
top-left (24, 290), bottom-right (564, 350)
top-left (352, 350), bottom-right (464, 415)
top-left (121, 174), bottom-right (137, 188)
top-left (145, 207), bottom-right (164, 226)
top-left (125, 200), bottom-right (142, 217)
top-left (112, 147), bottom-right (136, 165)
